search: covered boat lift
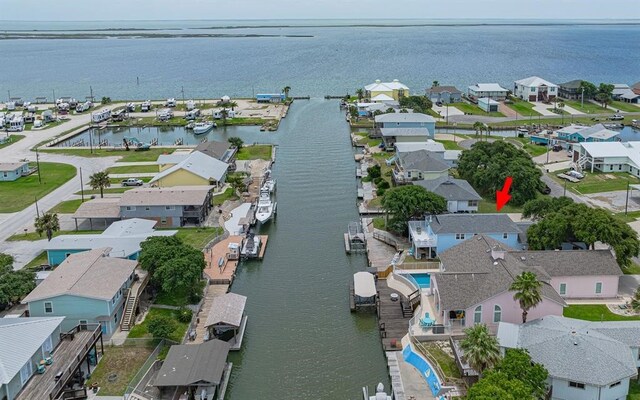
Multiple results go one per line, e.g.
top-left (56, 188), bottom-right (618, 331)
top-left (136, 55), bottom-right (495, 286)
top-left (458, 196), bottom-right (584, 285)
top-left (350, 271), bottom-right (378, 311)
top-left (204, 292), bottom-right (248, 350)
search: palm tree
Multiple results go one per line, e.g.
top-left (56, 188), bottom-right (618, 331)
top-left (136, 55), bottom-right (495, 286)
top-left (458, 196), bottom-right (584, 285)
top-left (89, 171), bottom-right (111, 198)
top-left (219, 108), bottom-right (229, 125)
top-left (558, 101), bottom-right (565, 124)
top-left (432, 80), bottom-right (440, 88)
top-left (485, 124), bottom-right (492, 141)
top-left (35, 213), bottom-right (60, 241)
top-left (282, 86), bottom-right (291, 99)
top-left (227, 101), bottom-right (238, 111)
top-left (473, 121), bottom-right (484, 138)
top-left (510, 271), bottom-right (543, 323)
top-left (356, 88), bottom-right (364, 101)
top-left (460, 324), bottom-right (501, 373)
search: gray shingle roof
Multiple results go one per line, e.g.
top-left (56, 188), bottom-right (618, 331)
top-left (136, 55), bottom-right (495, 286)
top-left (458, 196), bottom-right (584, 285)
top-left (0, 317), bottom-right (64, 385)
top-left (413, 177), bottom-right (481, 201)
top-left (435, 235), bottom-right (563, 310)
top-left (398, 150), bottom-right (450, 173)
top-left (154, 340), bottom-right (231, 387)
top-left (428, 86), bottom-right (462, 94)
top-left (515, 249), bottom-right (621, 277)
top-left (429, 213), bottom-right (520, 234)
top-left (205, 293), bottom-right (247, 328)
top-left (559, 79), bottom-right (584, 89)
top-left (497, 316), bottom-right (640, 386)
top-left (195, 141), bottom-right (236, 162)
top-left (380, 127), bottom-right (431, 137)
top-left (375, 113), bottom-right (435, 124)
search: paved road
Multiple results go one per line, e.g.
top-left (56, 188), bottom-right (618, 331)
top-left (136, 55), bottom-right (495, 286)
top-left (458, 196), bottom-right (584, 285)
top-left (448, 110), bottom-right (640, 124)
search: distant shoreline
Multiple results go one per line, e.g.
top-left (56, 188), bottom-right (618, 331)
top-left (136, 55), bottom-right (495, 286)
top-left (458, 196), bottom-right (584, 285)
top-left (0, 33), bottom-right (314, 40)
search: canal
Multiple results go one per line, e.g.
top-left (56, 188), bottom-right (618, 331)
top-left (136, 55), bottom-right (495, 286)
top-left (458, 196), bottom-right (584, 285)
top-left (225, 99), bottom-right (390, 399)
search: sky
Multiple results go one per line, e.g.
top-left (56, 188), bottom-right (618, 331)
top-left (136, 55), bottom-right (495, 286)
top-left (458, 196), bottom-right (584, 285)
top-left (1, 0), bottom-right (640, 21)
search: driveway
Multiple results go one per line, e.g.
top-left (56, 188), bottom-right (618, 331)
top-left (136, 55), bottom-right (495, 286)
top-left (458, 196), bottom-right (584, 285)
top-left (619, 275), bottom-right (640, 298)
top-left (531, 102), bottom-right (558, 117)
top-left (432, 104), bottom-right (464, 119)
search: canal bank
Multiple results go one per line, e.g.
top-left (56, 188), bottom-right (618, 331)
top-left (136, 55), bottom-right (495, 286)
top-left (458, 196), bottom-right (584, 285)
top-left (225, 99), bottom-right (390, 399)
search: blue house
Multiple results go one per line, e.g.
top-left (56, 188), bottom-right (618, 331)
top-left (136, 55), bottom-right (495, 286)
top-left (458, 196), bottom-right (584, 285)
top-left (0, 162), bottom-right (29, 182)
top-left (374, 113), bottom-right (436, 149)
top-left (256, 93), bottom-right (285, 103)
top-left (408, 214), bottom-right (524, 259)
top-left (556, 124), bottom-right (619, 143)
top-left (22, 248), bottom-right (137, 336)
top-left (45, 218), bottom-right (177, 266)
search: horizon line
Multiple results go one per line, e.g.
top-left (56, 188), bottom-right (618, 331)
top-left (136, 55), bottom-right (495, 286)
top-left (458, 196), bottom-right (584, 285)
top-left (2, 17), bottom-right (640, 22)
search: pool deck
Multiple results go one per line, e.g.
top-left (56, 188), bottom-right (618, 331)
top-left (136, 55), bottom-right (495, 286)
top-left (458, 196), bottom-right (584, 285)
top-left (203, 235), bottom-right (244, 285)
top-left (377, 278), bottom-right (413, 351)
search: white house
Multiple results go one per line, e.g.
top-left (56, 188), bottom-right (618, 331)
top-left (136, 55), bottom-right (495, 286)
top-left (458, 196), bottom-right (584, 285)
top-left (467, 83), bottom-right (509, 101)
top-left (413, 177), bottom-right (481, 213)
top-left (514, 76), bottom-right (558, 102)
top-left (498, 316), bottom-right (640, 400)
top-left (573, 141), bottom-right (640, 175)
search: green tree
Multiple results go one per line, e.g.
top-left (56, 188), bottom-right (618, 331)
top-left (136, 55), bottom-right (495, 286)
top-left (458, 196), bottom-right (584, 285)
top-left (35, 213), bottom-right (60, 241)
top-left (0, 254), bottom-right (36, 308)
top-left (228, 137), bottom-right (244, 150)
top-left (496, 349), bottom-right (548, 398)
top-left (282, 86), bottom-right (291, 98)
top-left (398, 96), bottom-right (433, 114)
top-left (367, 164), bottom-right (381, 179)
top-left (460, 323), bottom-right (501, 373)
top-left (355, 88), bottom-right (364, 101)
top-left (631, 287), bottom-right (640, 313)
top-left (522, 196), bottom-right (573, 220)
top-left (227, 101), bottom-right (238, 111)
top-left (381, 185), bottom-right (447, 234)
top-left (139, 236), bottom-right (188, 277)
top-left (89, 171), bottom-right (110, 198)
top-left (595, 83), bottom-right (614, 108)
top-left (101, 96), bottom-right (112, 105)
top-left (226, 172), bottom-right (248, 193)
top-left (510, 272), bottom-right (543, 323)
top-left (349, 105), bottom-right (359, 118)
top-left (155, 251), bottom-right (205, 296)
top-left (457, 141), bottom-right (543, 206)
top-left (473, 121), bottom-right (485, 138)
top-left (147, 315), bottom-right (177, 339)
top-left (579, 80), bottom-right (598, 99)
top-left (219, 108), bottom-right (229, 125)
top-left (432, 80), bottom-right (439, 88)
top-left (467, 370), bottom-right (532, 400)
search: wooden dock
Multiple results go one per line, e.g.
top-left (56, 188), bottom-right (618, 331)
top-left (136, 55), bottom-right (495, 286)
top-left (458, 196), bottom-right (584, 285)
top-left (203, 235), bottom-right (244, 285)
top-left (377, 279), bottom-right (413, 351)
top-left (257, 235), bottom-right (268, 260)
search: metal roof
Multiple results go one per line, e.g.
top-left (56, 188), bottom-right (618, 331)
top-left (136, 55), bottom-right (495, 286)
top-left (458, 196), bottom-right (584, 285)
top-left (353, 272), bottom-right (376, 298)
top-left (375, 113), bottom-right (435, 124)
top-left (497, 316), bottom-right (640, 386)
top-left (393, 141), bottom-right (445, 154)
top-left (0, 317), bottom-right (64, 385)
top-left (205, 293), bottom-right (247, 328)
top-left (150, 151), bottom-right (228, 184)
top-left (120, 186), bottom-right (214, 207)
top-left (154, 340), bottom-right (231, 387)
top-left (514, 76), bottom-right (558, 88)
top-left (468, 83), bottom-right (508, 92)
top-left (429, 213), bottom-right (520, 234)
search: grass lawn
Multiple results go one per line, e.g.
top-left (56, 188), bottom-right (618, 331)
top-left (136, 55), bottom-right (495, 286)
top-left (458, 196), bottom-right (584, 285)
top-left (40, 147), bottom-right (175, 162)
top-left (75, 187), bottom-right (132, 195)
top-left (24, 252), bottom-right (49, 271)
top-left (212, 187), bottom-right (238, 206)
top-left (622, 263), bottom-right (640, 275)
top-left (563, 304), bottom-right (640, 321)
top-left (435, 139), bottom-right (464, 151)
top-left (522, 142), bottom-right (548, 157)
top-left (0, 162), bottom-right (76, 213)
top-left (372, 217), bottom-right (387, 231)
top-left (421, 343), bottom-right (462, 380)
top-left (553, 171), bottom-right (640, 195)
top-left (610, 100), bottom-right (640, 113)
top-left (562, 100), bottom-right (612, 114)
top-left (615, 210), bottom-right (640, 223)
top-left (630, 379), bottom-right (640, 400)
top-left (49, 199), bottom-right (84, 214)
top-left (0, 134), bottom-right (25, 149)
top-left (368, 196), bottom-right (382, 209)
top-left (448, 102), bottom-right (504, 117)
top-left (155, 280), bottom-right (206, 307)
top-left (236, 144), bottom-right (272, 160)
top-left (128, 308), bottom-right (189, 343)
top-left (106, 165), bottom-right (159, 174)
top-left (367, 138), bottom-right (382, 148)
top-left (7, 230), bottom-right (103, 242)
top-left (89, 344), bottom-right (157, 396)
top-left (505, 99), bottom-right (542, 117)
top-left (478, 196), bottom-right (524, 213)
top-left (174, 227), bottom-right (223, 249)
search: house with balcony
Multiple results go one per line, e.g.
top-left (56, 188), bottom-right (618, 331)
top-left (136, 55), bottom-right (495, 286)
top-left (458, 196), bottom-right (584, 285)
top-left (558, 80), bottom-right (585, 100)
top-left (514, 76), bottom-right (558, 102)
top-left (497, 316), bottom-right (640, 400)
top-left (573, 141), bottom-right (640, 174)
top-left (427, 85), bottom-right (462, 104)
top-left (22, 248), bottom-right (138, 336)
top-left (413, 177), bottom-right (481, 213)
top-left (408, 214), bottom-right (523, 259)
top-left (393, 150), bottom-right (450, 184)
top-left (0, 162), bottom-right (29, 182)
top-left (150, 150), bottom-right (228, 189)
top-left (365, 79), bottom-right (410, 101)
top-left (119, 185), bottom-right (214, 228)
top-left (556, 124), bottom-right (619, 143)
top-left (375, 113), bottom-right (436, 149)
top-left (467, 83), bottom-right (509, 101)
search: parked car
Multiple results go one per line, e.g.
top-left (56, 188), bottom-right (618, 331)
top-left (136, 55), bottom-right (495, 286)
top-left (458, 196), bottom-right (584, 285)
top-left (436, 101), bottom-right (443, 107)
top-left (567, 170), bottom-right (584, 179)
top-left (121, 178), bottom-right (144, 186)
top-left (609, 114), bottom-right (624, 121)
top-left (552, 145), bottom-right (563, 152)
top-left (540, 184), bottom-right (552, 195)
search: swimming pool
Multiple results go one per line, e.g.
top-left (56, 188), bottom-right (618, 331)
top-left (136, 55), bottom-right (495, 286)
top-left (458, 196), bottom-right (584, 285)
top-left (410, 273), bottom-right (431, 288)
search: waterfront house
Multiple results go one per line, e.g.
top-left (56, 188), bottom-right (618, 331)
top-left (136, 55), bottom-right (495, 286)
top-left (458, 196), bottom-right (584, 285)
top-left (365, 79), bottom-right (410, 101)
top-left (427, 85), bottom-right (462, 104)
top-left (573, 141), bottom-right (640, 174)
top-left (256, 93), bottom-right (285, 103)
top-left (621, 91), bottom-right (640, 104)
top-left (204, 292), bottom-right (247, 350)
top-left (150, 150), bottom-right (228, 189)
top-left (45, 218), bottom-right (176, 265)
top-left (514, 76), bottom-right (558, 102)
top-left (120, 185), bottom-right (214, 228)
top-left (22, 248), bottom-right (137, 336)
top-left (0, 317), bottom-right (64, 400)
top-left (413, 176), bottom-right (481, 213)
top-left (393, 141), bottom-right (461, 167)
top-left (375, 113), bottom-right (436, 149)
top-left (393, 150), bottom-right (450, 184)
top-left (153, 340), bottom-right (232, 400)
top-left (467, 83), bottom-right (509, 101)
top-left (556, 124), bottom-right (619, 143)
top-left (408, 214), bottom-right (522, 259)
top-left (632, 82), bottom-right (640, 95)
top-left (612, 84), bottom-right (631, 100)
top-left (0, 162), bottom-right (29, 182)
top-left (195, 141), bottom-right (238, 164)
top-left (558, 80), bottom-right (585, 100)
top-left (497, 316), bottom-right (640, 400)
top-left (477, 97), bottom-right (499, 113)
top-left (370, 93), bottom-right (396, 103)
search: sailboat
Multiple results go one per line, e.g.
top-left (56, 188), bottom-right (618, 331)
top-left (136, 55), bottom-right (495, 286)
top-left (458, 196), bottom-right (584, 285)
top-left (255, 188), bottom-right (276, 223)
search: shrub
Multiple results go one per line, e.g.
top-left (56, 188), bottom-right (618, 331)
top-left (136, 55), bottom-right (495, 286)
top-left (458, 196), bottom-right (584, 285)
top-left (376, 187), bottom-right (387, 196)
top-left (367, 164), bottom-right (381, 179)
top-left (377, 180), bottom-right (390, 190)
top-left (176, 307), bottom-right (193, 323)
top-left (147, 315), bottom-right (177, 339)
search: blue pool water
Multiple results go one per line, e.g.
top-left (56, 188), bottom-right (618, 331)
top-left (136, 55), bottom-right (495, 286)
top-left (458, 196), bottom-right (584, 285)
top-left (411, 273), bottom-right (431, 288)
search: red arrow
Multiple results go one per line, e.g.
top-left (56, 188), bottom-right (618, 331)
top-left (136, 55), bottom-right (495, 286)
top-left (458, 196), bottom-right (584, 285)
top-left (496, 177), bottom-right (513, 211)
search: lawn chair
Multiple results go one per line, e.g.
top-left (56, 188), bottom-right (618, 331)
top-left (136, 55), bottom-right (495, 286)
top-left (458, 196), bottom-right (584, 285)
top-left (419, 312), bottom-right (433, 327)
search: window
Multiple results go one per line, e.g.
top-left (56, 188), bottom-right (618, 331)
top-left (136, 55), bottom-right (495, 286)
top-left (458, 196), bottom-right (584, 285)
top-left (503, 233), bottom-right (508, 239)
top-left (145, 207), bottom-right (150, 211)
top-left (165, 206), bottom-right (174, 210)
top-left (468, 200), bottom-right (478, 207)
top-left (619, 165), bottom-right (622, 171)
top-left (569, 381), bottom-right (585, 389)
top-left (43, 336), bottom-right (53, 354)
top-left (20, 361), bottom-right (33, 385)
top-left (531, 87), bottom-right (536, 92)
top-left (474, 305), bottom-right (482, 324)
top-left (493, 305), bottom-right (502, 323)
top-left (2, 172), bottom-right (7, 178)
top-left (455, 233), bottom-right (465, 240)
top-left (559, 283), bottom-right (567, 295)
top-left (44, 302), bottom-right (53, 313)
top-left (161, 217), bottom-right (167, 225)
top-left (595, 282), bottom-right (602, 294)
top-left (610, 381), bottom-right (621, 388)
top-left (126, 206), bottom-right (135, 211)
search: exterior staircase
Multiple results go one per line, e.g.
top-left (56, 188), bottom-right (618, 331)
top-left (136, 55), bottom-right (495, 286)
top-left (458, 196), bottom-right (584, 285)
top-left (120, 270), bottom-right (149, 331)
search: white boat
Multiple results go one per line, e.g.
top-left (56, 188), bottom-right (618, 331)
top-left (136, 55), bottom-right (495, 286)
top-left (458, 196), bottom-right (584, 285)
top-left (261, 170), bottom-right (276, 193)
top-left (193, 122), bottom-right (214, 135)
top-left (255, 189), bottom-right (276, 223)
top-left (185, 122), bottom-right (195, 130)
top-left (240, 233), bottom-right (262, 258)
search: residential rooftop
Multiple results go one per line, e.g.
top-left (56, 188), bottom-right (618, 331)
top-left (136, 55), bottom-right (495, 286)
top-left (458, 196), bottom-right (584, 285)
top-left (120, 185), bottom-right (214, 206)
top-left (375, 113), bottom-right (435, 124)
top-left (413, 176), bottom-right (481, 201)
top-left (398, 150), bottom-right (450, 173)
top-left (150, 151), bottom-right (228, 184)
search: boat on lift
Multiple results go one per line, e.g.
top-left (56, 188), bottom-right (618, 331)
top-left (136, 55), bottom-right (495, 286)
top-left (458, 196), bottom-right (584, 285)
top-left (261, 170), bottom-right (276, 193)
top-left (255, 188), bottom-right (276, 223)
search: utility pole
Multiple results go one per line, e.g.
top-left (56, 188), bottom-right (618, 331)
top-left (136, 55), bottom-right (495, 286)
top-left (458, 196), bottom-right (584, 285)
top-left (90, 85), bottom-right (94, 102)
top-left (79, 167), bottom-right (85, 202)
top-left (35, 148), bottom-right (41, 184)
top-left (581, 87), bottom-right (584, 109)
top-left (563, 180), bottom-right (567, 197)
top-left (625, 180), bottom-right (630, 216)
top-left (35, 196), bottom-right (40, 218)
top-left (181, 86), bottom-right (185, 107)
top-left (53, 89), bottom-right (58, 119)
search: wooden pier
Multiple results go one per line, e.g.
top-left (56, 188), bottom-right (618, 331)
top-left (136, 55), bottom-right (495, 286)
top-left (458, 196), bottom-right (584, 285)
top-left (203, 235), bottom-right (244, 285)
top-left (257, 235), bottom-right (269, 260)
top-left (376, 279), bottom-right (413, 351)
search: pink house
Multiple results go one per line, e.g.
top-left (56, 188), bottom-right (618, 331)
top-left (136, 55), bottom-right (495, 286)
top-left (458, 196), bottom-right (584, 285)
top-left (430, 236), bottom-right (621, 331)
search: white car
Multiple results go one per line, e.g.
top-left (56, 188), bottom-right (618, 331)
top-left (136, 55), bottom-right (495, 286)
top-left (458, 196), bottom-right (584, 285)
top-left (121, 178), bottom-right (144, 186)
top-left (568, 170), bottom-right (584, 179)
